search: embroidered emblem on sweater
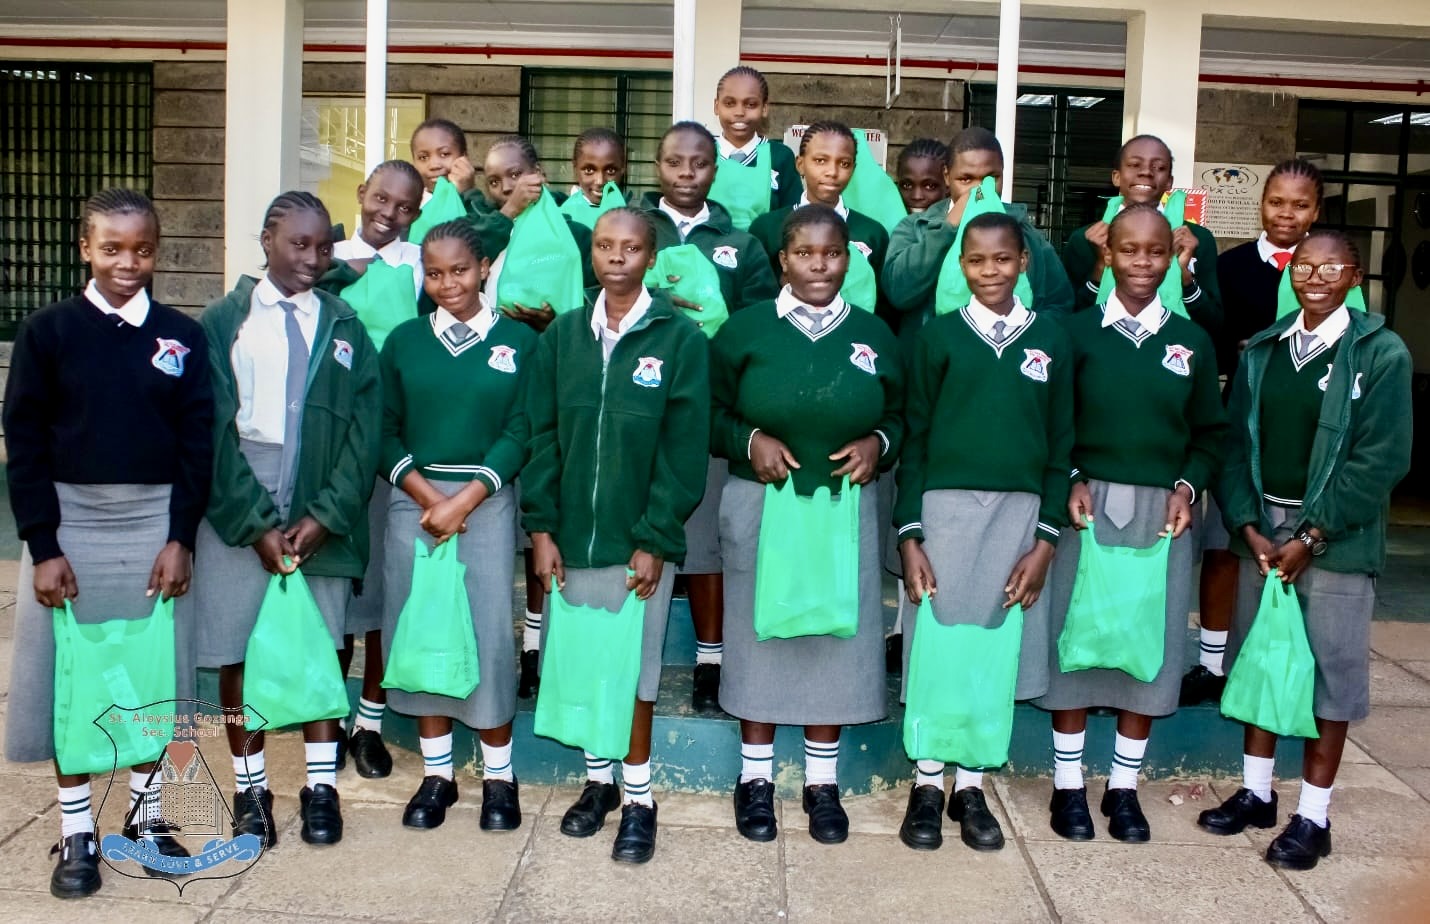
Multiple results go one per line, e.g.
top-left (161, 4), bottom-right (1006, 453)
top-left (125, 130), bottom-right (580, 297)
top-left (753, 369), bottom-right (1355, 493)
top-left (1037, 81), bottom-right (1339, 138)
top-left (151, 339), bottom-right (190, 377)
top-left (488, 345), bottom-right (517, 374)
top-left (849, 343), bottom-right (878, 375)
top-left (633, 356), bottom-right (664, 388)
top-left (852, 241), bottom-right (873, 258)
top-left (1318, 365), bottom-right (1332, 392)
top-left (1161, 344), bottom-right (1193, 377)
top-left (1020, 348), bottom-right (1050, 383)
top-left (332, 339), bottom-right (354, 370)
top-left (711, 245), bottom-right (739, 269)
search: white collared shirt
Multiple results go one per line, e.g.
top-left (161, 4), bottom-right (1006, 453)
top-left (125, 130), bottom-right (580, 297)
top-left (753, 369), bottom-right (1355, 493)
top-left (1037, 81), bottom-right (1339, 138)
top-left (963, 295), bottom-right (1030, 341)
top-left (232, 276), bottom-right (321, 444)
top-left (84, 278), bottom-right (150, 327)
top-left (432, 295), bottom-right (498, 343)
top-left (1279, 304), bottom-right (1350, 350)
top-left (717, 134), bottom-right (762, 161)
top-left (775, 285), bottom-right (848, 338)
top-left (797, 193), bottom-right (849, 220)
top-left (333, 233), bottom-right (423, 296)
top-left (658, 198), bottom-right (710, 241)
top-left (1256, 231), bottom-right (1298, 268)
top-left (591, 287), bottom-right (654, 361)
top-left (1102, 291), bottom-right (1170, 336)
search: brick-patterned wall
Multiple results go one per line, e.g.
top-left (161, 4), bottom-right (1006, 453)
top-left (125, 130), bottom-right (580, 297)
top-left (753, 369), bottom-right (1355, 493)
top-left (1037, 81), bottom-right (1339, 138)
top-left (1195, 88), bottom-right (1299, 250)
top-left (766, 74), bottom-right (966, 165)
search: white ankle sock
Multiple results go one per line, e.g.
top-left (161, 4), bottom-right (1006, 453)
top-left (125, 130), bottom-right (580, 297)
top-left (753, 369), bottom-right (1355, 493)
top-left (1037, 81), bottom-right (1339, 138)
top-left (305, 741), bottom-right (339, 789)
top-left (695, 640), bottom-right (723, 665)
top-left (1199, 629), bottom-right (1228, 676)
top-left (421, 733), bottom-right (455, 780)
top-left (481, 740), bottom-right (514, 782)
top-left (1243, 754), bottom-right (1275, 802)
top-left (621, 761), bottom-right (653, 806)
top-left (128, 769), bottom-right (148, 813)
top-left (584, 752), bottom-right (615, 785)
top-left (953, 767), bottom-right (984, 793)
top-left (1108, 733), bottom-right (1148, 791)
top-left (58, 782), bottom-right (94, 837)
top-left (804, 737), bottom-right (839, 787)
top-left (354, 697), bottom-right (384, 734)
top-left (740, 742), bottom-right (774, 783)
top-left (915, 760), bottom-right (946, 791)
top-left (1052, 730), bottom-right (1085, 790)
top-left (523, 610), bottom-right (542, 652)
top-left (233, 750), bottom-right (267, 792)
top-left (1296, 780), bottom-right (1333, 827)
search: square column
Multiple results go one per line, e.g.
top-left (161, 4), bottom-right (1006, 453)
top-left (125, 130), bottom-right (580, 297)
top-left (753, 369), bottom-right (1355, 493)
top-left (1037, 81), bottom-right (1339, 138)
top-left (672, 0), bottom-right (743, 128)
top-left (1122, 4), bottom-right (1202, 189)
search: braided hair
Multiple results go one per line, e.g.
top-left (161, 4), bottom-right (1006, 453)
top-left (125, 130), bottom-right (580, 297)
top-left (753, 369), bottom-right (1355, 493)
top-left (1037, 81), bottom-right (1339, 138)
top-left (261, 190), bottom-right (329, 234)
top-left (961, 212), bottom-right (1026, 254)
top-left (1265, 158), bottom-right (1324, 205)
top-left (80, 187), bottom-right (159, 240)
top-left (573, 127), bottom-right (626, 163)
top-left (781, 203), bottom-right (850, 252)
top-left (411, 118), bottom-right (467, 155)
top-left (897, 138), bottom-right (949, 172)
top-left (594, 206), bottom-right (656, 252)
top-left (1108, 201), bottom-right (1172, 244)
top-left (1297, 228), bottom-right (1361, 268)
top-left (420, 219), bottom-right (487, 262)
top-left (799, 121), bottom-right (857, 158)
top-left (487, 134), bottom-right (541, 172)
top-left (716, 65), bottom-right (769, 102)
top-left (367, 159), bottom-right (423, 191)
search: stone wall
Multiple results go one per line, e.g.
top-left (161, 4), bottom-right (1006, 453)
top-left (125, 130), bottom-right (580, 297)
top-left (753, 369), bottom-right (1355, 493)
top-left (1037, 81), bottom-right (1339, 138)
top-left (766, 73), bottom-right (966, 165)
top-left (1194, 87), bottom-right (1299, 248)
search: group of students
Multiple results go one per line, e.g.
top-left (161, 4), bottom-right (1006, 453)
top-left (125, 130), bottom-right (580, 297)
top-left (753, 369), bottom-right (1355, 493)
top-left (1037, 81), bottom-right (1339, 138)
top-left (3, 63), bottom-right (1412, 900)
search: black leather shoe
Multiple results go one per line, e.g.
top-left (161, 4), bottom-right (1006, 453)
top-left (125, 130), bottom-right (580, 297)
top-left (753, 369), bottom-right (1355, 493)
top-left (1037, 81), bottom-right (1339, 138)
top-left (480, 779), bottom-right (522, 831)
top-left (299, 784), bottom-right (344, 845)
top-left (1049, 787), bottom-right (1095, 841)
top-left (885, 633), bottom-right (903, 674)
top-left (560, 781), bottom-right (621, 837)
top-left (949, 787), bottom-right (1005, 851)
top-left (232, 786), bottom-right (278, 849)
top-left (335, 732), bottom-right (347, 772)
top-left (1266, 814), bottom-right (1332, 871)
top-left (123, 821), bottom-right (191, 878)
top-left (733, 777), bottom-right (777, 842)
top-left (49, 832), bottom-right (101, 899)
top-left (898, 784), bottom-right (945, 850)
top-left (402, 776), bottom-right (458, 829)
top-left (1198, 788), bottom-right (1278, 835)
top-left (1100, 786), bottom-right (1151, 843)
top-left (518, 649), bottom-right (540, 699)
top-left (802, 784), bottom-right (849, 845)
top-left (611, 802), bottom-right (658, 864)
top-left (349, 729), bottom-right (393, 779)
top-left (1179, 665), bottom-right (1228, 706)
top-left (692, 663), bottom-right (723, 715)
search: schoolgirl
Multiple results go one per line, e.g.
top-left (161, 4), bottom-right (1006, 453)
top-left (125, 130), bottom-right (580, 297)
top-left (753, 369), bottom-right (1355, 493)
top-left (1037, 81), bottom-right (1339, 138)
top-left (523, 207), bottom-right (710, 863)
top-left (4, 189), bottom-right (213, 898)
top-left (410, 117), bottom-right (477, 204)
top-left (710, 65), bottom-right (802, 229)
top-left (563, 127), bottom-right (630, 222)
top-left (896, 138), bottom-right (950, 215)
top-left (894, 212), bottom-right (1074, 852)
top-left (379, 220), bottom-right (535, 832)
top-left (1202, 231), bottom-right (1411, 870)
top-left (1034, 204), bottom-right (1225, 843)
top-left (1183, 158), bottom-right (1326, 707)
top-left (194, 191), bottom-right (381, 848)
top-left (710, 205), bottom-right (903, 845)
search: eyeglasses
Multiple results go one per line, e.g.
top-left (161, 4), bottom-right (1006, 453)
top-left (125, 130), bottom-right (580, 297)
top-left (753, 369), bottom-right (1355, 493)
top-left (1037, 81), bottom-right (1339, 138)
top-left (1289, 262), bottom-right (1356, 283)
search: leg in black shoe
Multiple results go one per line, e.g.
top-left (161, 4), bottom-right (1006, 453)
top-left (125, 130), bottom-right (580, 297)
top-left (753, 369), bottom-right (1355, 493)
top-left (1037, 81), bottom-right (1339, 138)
top-left (1049, 788), bottom-right (1095, 841)
top-left (948, 778), bottom-right (1004, 851)
top-left (899, 783), bottom-right (945, 851)
top-left (561, 778), bottom-right (621, 837)
top-left (1198, 788), bottom-right (1278, 835)
top-left (479, 723), bottom-right (521, 831)
top-left (1266, 815), bottom-right (1332, 870)
top-left (611, 802), bottom-right (659, 864)
top-left (1100, 785), bottom-right (1150, 843)
top-left (403, 775), bottom-right (459, 829)
top-left (232, 787), bottom-right (278, 848)
top-left (734, 776), bottom-right (778, 842)
top-left (519, 550), bottom-right (543, 699)
top-left (802, 725), bottom-right (847, 844)
top-left (299, 718), bottom-right (344, 845)
top-left (1265, 717), bottom-right (1348, 870)
top-left (349, 632), bottom-right (392, 777)
top-left (50, 832), bottom-right (101, 899)
top-left (688, 572), bottom-right (724, 714)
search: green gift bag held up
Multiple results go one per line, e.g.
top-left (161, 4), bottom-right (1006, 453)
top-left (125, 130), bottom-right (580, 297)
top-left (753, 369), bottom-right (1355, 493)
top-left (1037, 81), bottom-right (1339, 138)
top-left (1057, 521), bottom-right (1170, 683)
top-left (339, 258), bottom-right (418, 351)
top-left (643, 244), bottom-right (731, 338)
top-left (1092, 192), bottom-right (1191, 318)
top-left (383, 538), bottom-right (480, 699)
top-left (841, 244), bottom-right (877, 312)
top-left (843, 130), bottom-right (907, 234)
top-left (533, 577), bottom-right (646, 760)
top-left (753, 475), bottom-right (861, 640)
top-left (560, 181), bottom-right (626, 229)
top-left (710, 141), bottom-right (773, 231)
top-left (495, 188), bottom-right (586, 315)
top-left (52, 598), bottom-right (176, 776)
top-left (243, 569), bottom-right (350, 731)
top-left (935, 177), bottom-right (1035, 314)
top-left (407, 176), bottom-right (466, 245)
top-left (1275, 266), bottom-right (1367, 319)
top-left (1221, 573), bottom-right (1320, 739)
top-left (903, 596), bottom-right (1023, 769)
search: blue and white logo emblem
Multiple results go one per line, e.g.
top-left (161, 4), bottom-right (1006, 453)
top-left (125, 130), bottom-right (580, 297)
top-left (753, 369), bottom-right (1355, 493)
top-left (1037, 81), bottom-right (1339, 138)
top-left (151, 339), bottom-right (190, 377)
top-left (488, 345), bottom-right (517, 374)
top-left (633, 356), bottom-right (664, 388)
top-left (332, 339), bottom-right (354, 370)
top-left (849, 343), bottom-right (878, 375)
top-left (712, 245), bottom-right (739, 270)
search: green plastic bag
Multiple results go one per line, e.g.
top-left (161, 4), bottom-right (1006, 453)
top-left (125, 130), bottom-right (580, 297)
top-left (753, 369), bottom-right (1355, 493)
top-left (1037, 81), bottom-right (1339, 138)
top-left (339, 258), bottom-right (418, 351)
top-left (52, 598), bottom-right (175, 775)
top-left (1274, 265), bottom-right (1367, 320)
top-left (1057, 521), bottom-right (1170, 682)
top-left (935, 177), bottom-right (1036, 314)
top-left (533, 577), bottom-right (645, 760)
top-left (754, 475), bottom-right (861, 640)
top-left (843, 130), bottom-right (908, 234)
top-left (495, 188), bottom-right (586, 315)
top-left (841, 244), bottom-right (877, 312)
top-left (243, 569), bottom-right (350, 731)
top-left (1093, 192), bottom-right (1190, 318)
top-left (1220, 573), bottom-right (1320, 738)
top-left (903, 596), bottom-right (1022, 768)
top-left (383, 538), bottom-right (480, 699)
top-left (560, 181), bottom-right (626, 229)
top-left (710, 140), bottom-right (772, 231)
top-left (643, 244), bottom-right (731, 339)
top-left (407, 176), bottom-right (467, 246)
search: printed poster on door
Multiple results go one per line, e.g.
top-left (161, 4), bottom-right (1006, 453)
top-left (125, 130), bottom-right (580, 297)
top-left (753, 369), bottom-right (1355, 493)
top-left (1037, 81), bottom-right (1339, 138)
top-left (1193, 162), bottom-right (1274, 239)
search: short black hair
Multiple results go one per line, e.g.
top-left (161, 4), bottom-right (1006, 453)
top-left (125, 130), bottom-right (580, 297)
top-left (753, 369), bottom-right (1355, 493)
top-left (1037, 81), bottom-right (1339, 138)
top-left (1297, 229), bottom-right (1361, 267)
top-left (659, 121), bottom-right (718, 160)
top-left (410, 118), bottom-right (467, 155)
top-left (573, 127), bottom-right (626, 163)
top-left (1107, 201), bottom-right (1171, 244)
top-left (780, 203), bottom-right (850, 251)
top-left (594, 206), bottom-right (656, 251)
top-left (366, 159), bottom-right (424, 194)
top-left (949, 126), bottom-right (1002, 166)
top-left (421, 218), bottom-right (486, 262)
top-left (80, 187), bottom-right (159, 240)
top-left (1116, 133), bottom-right (1172, 168)
top-left (961, 212), bottom-right (1025, 254)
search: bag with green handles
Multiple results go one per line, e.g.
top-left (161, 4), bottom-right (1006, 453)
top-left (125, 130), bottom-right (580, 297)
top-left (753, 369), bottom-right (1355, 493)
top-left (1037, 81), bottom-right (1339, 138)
top-left (710, 140), bottom-right (773, 231)
top-left (843, 130), bottom-right (908, 234)
top-left (383, 537), bottom-right (480, 700)
top-left (339, 258), bottom-right (418, 352)
top-left (1057, 520), bottom-right (1170, 682)
top-left (643, 244), bottom-right (731, 339)
top-left (243, 568), bottom-right (351, 731)
top-left (934, 177), bottom-right (1036, 314)
top-left (559, 181), bottom-right (626, 230)
top-left (753, 475), bottom-right (861, 640)
top-left (496, 188), bottom-right (586, 315)
top-left (407, 176), bottom-right (467, 246)
top-left (1092, 191), bottom-right (1191, 317)
top-left (842, 244), bottom-right (878, 312)
top-left (1220, 573), bottom-right (1320, 739)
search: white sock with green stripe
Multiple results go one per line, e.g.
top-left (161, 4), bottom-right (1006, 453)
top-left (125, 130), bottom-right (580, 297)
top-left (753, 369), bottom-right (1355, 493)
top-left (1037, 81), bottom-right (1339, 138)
top-left (1199, 629), bottom-right (1228, 676)
top-left (1108, 733), bottom-right (1148, 790)
top-left (305, 741), bottom-right (339, 788)
top-left (740, 742), bottom-right (774, 783)
top-left (128, 769), bottom-right (148, 814)
top-left (421, 733), bottom-right (455, 780)
top-left (481, 740), bottom-right (514, 782)
top-left (915, 760), bottom-right (946, 791)
top-left (695, 640), bottom-right (723, 665)
top-left (59, 782), bottom-right (95, 837)
top-left (804, 738), bottom-right (839, 787)
top-left (584, 753), bottom-right (615, 785)
top-left (621, 761), bottom-right (653, 806)
top-left (353, 697), bottom-right (384, 734)
top-left (954, 767), bottom-right (984, 793)
top-left (523, 611), bottom-right (542, 652)
top-left (233, 750), bottom-right (267, 792)
top-left (1052, 731), bottom-right (1085, 790)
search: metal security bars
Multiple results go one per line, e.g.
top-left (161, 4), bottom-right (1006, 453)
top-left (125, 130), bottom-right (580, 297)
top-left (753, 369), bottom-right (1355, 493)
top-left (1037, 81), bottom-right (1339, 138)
top-left (0, 63), bottom-right (153, 336)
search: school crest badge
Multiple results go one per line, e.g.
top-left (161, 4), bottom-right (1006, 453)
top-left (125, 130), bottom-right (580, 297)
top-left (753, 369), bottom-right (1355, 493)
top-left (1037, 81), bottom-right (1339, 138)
top-left (852, 241), bottom-right (873, 258)
top-left (849, 343), bottom-right (878, 375)
top-left (332, 339), bottom-right (354, 370)
top-left (712, 245), bottom-right (739, 269)
top-left (1020, 348), bottom-right (1051, 383)
top-left (1318, 365), bottom-right (1332, 392)
top-left (633, 356), bottom-right (664, 388)
top-left (1351, 372), bottom-right (1363, 400)
top-left (1161, 344), bottom-right (1193, 377)
top-left (771, 169), bottom-right (781, 190)
top-left (151, 339), bottom-right (190, 377)
top-left (488, 345), bottom-right (517, 374)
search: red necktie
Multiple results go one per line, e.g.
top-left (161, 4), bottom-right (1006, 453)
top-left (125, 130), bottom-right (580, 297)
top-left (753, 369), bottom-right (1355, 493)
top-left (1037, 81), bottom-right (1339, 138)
top-left (1271, 252), bottom-right (1293, 271)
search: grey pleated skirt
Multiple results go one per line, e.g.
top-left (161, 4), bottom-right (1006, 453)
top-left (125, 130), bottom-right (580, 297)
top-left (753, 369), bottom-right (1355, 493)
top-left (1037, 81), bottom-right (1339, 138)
top-left (381, 483), bottom-right (518, 729)
top-left (1225, 503), bottom-right (1375, 722)
top-left (676, 457), bottom-right (727, 575)
top-left (1034, 480), bottom-right (1193, 717)
top-left (901, 490), bottom-right (1050, 702)
top-left (718, 475), bottom-right (886, 726)
top-left (193, 440), bottom-right (350, 668)
top-left (541, 564), bottom-right (674, 703)
top-left (6, 484), bottom-right (196, 763)
top-left (1195, 493), bottom-right (1231, 554)
top-left (878, 471), bottom-right (902, 578)
top-left (345, 476), bottom-right (390, 636)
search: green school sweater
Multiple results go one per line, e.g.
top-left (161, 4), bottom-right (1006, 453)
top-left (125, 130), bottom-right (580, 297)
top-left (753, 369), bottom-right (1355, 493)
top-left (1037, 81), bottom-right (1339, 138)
top-left (639, 193), bottom-right (780, 312)
top-left (1062, 219), bottom-right (1223, 335)
top-left (709, 299), bottom-right (904, 497)
top-left (747, 204), bottom-right (890, 282)
top-left (894, 309), bottom-right (1073, 544)
top-left (378, 311), bottom-right (536, 495)
top-left (1062, 305), bottom-right (1227, 497)
top-left (1258, 339), bottom-right (1334, 504)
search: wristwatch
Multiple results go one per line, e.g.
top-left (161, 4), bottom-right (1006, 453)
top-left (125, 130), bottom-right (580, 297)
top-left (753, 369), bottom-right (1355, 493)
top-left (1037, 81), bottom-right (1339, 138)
top-left (1294, 528), bottom-right (1328, 557)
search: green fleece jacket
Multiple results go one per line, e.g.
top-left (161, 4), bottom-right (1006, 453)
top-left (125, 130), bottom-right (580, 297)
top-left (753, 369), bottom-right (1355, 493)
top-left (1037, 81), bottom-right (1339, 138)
top-left (201, 276), bottom-right (382, 579)
top-left (521, 288), bottom-right (711, 568)
top-left (638, 193), bottom-right (780, 312)
top-left (1216, 309), bottom-right (1412, 575)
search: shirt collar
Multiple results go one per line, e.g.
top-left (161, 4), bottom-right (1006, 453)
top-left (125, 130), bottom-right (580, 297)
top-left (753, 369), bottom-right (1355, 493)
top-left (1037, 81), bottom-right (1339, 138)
top-left (718, 134), bottom-right (762, 159)
top-left (433, 294), bottom-right (497, 341)
top-left (345, 232), bottom-right (414, 265)
top-left (84, 279), bottom-right (150, 327)
top-left (1102, 290), bottom-right (1169, 335)
top-left (591, 287), bottom-right (654, 340)
top-left (1256, 231), bottom-right (1299, 267)
top-left (658, 198), bottom-right (710, 236)
top-left (256, 275), bottom-right (319, 315)
top-left (798, 193), bottom-right (848, 220)
top-left (775, 285), bottom-right (844, 318)
top-left (1279, 304), bottom-right (1350, 348)
top-left (963, 295), bottom-right (1030, 338)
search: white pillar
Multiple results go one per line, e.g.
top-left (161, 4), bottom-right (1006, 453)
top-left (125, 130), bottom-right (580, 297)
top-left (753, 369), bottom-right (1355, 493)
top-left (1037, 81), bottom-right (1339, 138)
top-left (994, 0), bottom-right (1021, 201)
top-left (1122, 5), bottom-right (1202, 189)
top-left (364, 0), bottom-right (388, 177)
top-left (224, 0), bottom-right (305, 285)
top-left (672, 0), bottom-right (697, 122)
top-left (671, 0), bottom-right (744, 128)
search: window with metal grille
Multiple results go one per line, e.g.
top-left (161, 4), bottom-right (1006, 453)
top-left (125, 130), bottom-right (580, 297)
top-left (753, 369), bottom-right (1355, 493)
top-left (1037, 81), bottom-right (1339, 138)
top-left (0, 63), bottom-right (153, 337)
top-left (520, 69), bottom-right (672, 198)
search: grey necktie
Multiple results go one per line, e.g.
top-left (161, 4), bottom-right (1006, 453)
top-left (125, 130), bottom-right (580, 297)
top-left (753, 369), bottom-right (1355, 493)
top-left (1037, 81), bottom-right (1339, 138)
top-left (677, 219), bottom-right (694, 240)
top-left (277, 299), bottom-right (309, 516)
top-left (991, 319), bottom-right (1008, 344)
top-left (1104, 483), bottom-right (1137, 530)
top-left (442, 321), bottom-right (474, 350)
top-left (731, 148), bottom-right (756, 166)
top-left (794, 305), bottom-right (830, 334)
top-left (1294, 331), bottom-right (1320, 361)
top-left (1117, 317), bottom-right (1143, 338)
